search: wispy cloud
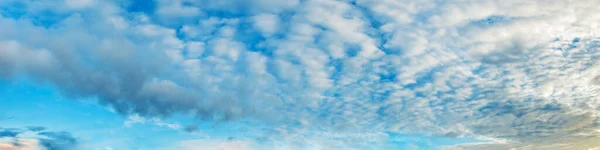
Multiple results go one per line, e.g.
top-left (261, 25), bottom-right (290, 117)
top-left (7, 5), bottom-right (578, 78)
top-left (124, 114), bottom-right (182, 130)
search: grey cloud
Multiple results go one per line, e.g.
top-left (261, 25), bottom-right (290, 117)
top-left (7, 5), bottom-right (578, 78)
top-left (0, 15), bottom-right (210, 120)
top-left (184, 125), bottom-right (199, 133)
top-left (26, 126), bottom-right (46, 132)
top-left (470, 102), bottom-right (598, 138)
top-left (0, 128), bottom-right (21, 138)
top-left (38, 131), bottom-right (78, 150)
top-left (0, 126), bottom-right (79, 150)
top-left (0, 5), bottom-right (280, 122)
top-left (590, 75), bottom-right (600, 85)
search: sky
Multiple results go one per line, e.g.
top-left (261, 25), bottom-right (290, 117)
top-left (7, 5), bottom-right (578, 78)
top-left (1, 0), bottom-right (600, 150)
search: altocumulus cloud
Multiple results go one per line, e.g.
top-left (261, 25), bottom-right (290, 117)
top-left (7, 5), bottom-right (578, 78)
top-left (1, 0), bottom-right (600, 149)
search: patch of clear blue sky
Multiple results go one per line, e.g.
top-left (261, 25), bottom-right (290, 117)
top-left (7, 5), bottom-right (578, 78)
top-left (387, 132), bottom-right (486, 150)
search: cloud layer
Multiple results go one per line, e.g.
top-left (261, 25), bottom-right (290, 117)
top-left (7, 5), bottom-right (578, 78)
top-left (1, 0), bottom-right (600, 149)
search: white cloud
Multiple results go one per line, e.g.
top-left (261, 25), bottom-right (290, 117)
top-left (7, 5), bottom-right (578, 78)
top-left (252, 13), bottom-right (279, 36)
top-left (156, 0), bottom-right (202, 18)
top-left (2, 0), bottom-right (600, 149)
top-left (124, 114), bottom-right (182, 130)
top-left (64, 0), bottom-right (96, 9)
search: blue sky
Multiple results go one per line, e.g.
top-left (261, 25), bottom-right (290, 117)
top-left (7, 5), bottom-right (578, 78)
top-left (1, 0), bottom-right (600, 150)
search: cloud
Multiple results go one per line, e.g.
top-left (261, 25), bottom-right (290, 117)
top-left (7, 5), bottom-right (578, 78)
top-left (0, 138), bottom-right (43, 150)
top-left (38, 131), bottom-right (78, 150)
top-left (252, 13), bottom-right (280, 37)
top-left (64, 0), bottom-right (96, 9)
top-left (178, 139), bottom-right (253, 150)
top-left (442, 136), bottom-right (600, 150)
top-left (1, 0), bottom-right (600, 149)
top-left (26, 127), bottom-right (46, 132)
top-left (0, 128), bottom-right (21, 138)
top-left (124, 114), bottom-right (182, 130)
top-left (0, 127), bottom-right (79, 150)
